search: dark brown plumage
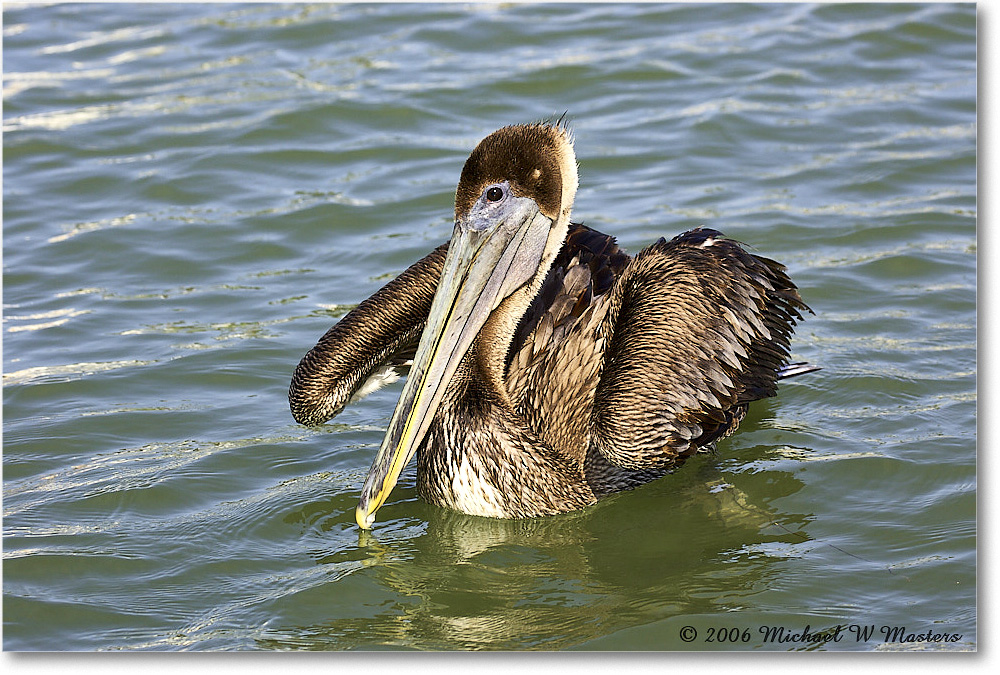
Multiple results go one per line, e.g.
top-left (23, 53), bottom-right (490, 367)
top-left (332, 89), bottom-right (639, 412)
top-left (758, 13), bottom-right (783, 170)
top-left (289, 121), bottom-right (815, 527)
top-left (455, 122), bottom-right (568, 221)
top-left (289, 242), bottom-right (448, 427)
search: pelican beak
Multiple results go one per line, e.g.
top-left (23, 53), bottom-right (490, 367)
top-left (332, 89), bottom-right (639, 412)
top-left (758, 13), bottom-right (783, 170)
top-left (355, 187), bottom-right (554, 529)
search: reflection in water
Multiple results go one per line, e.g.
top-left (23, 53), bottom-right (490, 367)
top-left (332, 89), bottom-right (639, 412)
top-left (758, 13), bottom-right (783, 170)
top-left (259, 457), bottom-right (810, 650)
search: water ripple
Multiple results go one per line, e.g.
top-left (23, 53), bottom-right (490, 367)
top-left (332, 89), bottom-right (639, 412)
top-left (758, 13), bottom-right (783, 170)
top-left (2, 1), bottom-right (976, 651)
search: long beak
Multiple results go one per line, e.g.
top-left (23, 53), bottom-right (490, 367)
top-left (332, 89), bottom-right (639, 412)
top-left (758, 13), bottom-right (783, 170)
top-left (356, 194), bottom-right (554, 529)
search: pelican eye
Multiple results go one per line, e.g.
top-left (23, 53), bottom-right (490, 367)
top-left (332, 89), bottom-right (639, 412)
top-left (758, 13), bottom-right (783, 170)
top-left (485, 186), bottom-right (504, 202)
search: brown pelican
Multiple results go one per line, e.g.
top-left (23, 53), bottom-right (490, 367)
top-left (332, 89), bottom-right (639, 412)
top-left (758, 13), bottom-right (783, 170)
top-left (289, 121), bottom-right (815, 529)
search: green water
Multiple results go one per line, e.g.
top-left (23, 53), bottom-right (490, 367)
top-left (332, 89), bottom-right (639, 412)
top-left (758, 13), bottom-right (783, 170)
top-left (3, 3), bottom-right (976, 651)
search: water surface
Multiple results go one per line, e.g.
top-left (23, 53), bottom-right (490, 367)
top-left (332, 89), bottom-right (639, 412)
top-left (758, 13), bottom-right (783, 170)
top-left (3, 2), bottom-right (976, 651)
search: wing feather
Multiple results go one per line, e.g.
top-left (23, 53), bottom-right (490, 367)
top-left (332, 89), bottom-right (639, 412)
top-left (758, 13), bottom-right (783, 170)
top-left (589, 228), bottom-right (811, 470)
top-left (505, 224), bottom-right (628, 463)
top-left (289, 242), bottom-right (448, 425)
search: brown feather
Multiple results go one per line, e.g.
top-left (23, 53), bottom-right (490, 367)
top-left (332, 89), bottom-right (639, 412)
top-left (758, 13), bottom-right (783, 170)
top-left (289, 123), bottom-right (816, 520)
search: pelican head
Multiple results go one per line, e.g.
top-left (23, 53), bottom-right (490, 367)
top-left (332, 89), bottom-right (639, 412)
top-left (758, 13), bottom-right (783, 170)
top-left (355, 122), bottom-right (579, 528)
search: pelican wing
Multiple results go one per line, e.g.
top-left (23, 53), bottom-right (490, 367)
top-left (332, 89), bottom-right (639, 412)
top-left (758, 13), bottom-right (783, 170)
top-left (505, 224), bottom-right (629, 463)
top-left (589, 228), bottom-right (810, 470)
top-left (289, 242), bottom-right (448, 426)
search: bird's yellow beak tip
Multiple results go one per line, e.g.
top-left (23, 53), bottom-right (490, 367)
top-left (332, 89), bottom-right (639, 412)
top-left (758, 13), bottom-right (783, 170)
top-left (355, 504), bottom-right (375, 530)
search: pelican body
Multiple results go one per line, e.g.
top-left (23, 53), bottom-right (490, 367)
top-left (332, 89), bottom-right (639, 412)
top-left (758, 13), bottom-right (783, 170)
top-left (289, 122), bottom-right (814, 529)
